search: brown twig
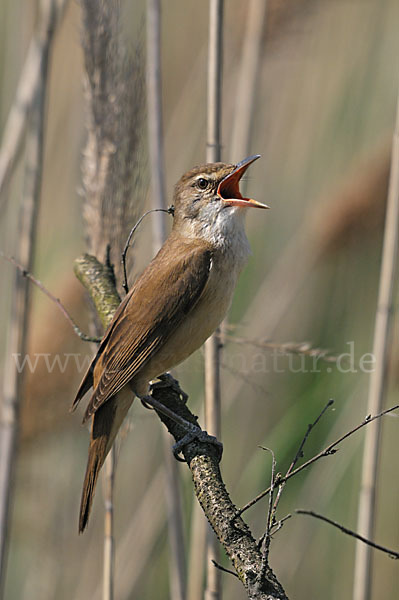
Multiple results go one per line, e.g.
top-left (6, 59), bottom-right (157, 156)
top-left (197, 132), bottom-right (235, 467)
top-left (286, 399), bottom-right (334, 478)
top-left (211, 560), bottom-right (239, 579)
top-left (270, 399), bottom-right (334, 520)
top-left (296, 510), bottom-right (399, 560)
top-left (151, 386), bottom-right (288, 600)
top-left (0, 252), bottom-right (99, 343)
top-left (121, 207), bottom-right (173, 295)
top-left (233, 404), bottom-right (399, 521)
top-left (75, 253), bottom-right (288, 600)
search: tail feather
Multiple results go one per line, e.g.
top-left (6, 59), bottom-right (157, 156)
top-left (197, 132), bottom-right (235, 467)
top-left (79, 443), bottom-right (104, 533)
top-left (78, 390), bottom-right (134, 533)
top-left (78, 398), bottom-right (115, 533)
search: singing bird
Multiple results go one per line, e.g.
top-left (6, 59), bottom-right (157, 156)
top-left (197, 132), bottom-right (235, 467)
top-left (72, 154), bottom-right (268, 532)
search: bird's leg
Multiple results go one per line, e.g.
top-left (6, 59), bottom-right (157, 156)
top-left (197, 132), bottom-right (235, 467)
top-left (137, 388), bottom-right (223, 462)
top-left (172, 430), bottom-right (223, 462)
top-left (152, 372), bottom-right (189, 403)
top-left (140, 396), bottom-right (154, 410)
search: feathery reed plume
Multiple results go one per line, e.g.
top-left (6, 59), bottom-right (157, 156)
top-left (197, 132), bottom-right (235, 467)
top-left (80, 0), bottom-right (146, 288)
top-left (79, 2), bottom-right (146, 598)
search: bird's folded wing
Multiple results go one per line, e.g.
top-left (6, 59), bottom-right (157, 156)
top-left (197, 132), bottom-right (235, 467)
top-left (71, 280), bottom-right (135, 412)
top-left (82, 239), bottom-right (212, 422)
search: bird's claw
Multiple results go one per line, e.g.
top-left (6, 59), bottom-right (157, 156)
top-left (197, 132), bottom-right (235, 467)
top-left (172, 429), bottom-right (223, 462)
top-left (152, 372), bottom-right (189, 403)
top-left (140, 396), bottom-right (153, 410)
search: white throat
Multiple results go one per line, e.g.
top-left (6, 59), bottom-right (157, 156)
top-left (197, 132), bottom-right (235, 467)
top-left (181, 204), bottom-right (252, 270)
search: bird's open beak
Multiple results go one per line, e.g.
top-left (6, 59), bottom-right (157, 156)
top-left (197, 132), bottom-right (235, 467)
top-left (217, 154), bottom-right (269, 209)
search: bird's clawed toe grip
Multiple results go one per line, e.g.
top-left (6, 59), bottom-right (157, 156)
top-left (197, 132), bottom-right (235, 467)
top-left (172, 429), bottom-right (223, 462)
top-left (151, 372), bottom-right (189, 404)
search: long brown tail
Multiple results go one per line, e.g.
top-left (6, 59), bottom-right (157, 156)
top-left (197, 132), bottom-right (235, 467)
top-left (79, 397), bottom-right (116, 533)
top-left (79, 389), bottom-right (134, 533)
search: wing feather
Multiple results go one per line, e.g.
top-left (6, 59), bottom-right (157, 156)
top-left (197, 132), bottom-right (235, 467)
top-left (81, 237), bottom-right (212, 422)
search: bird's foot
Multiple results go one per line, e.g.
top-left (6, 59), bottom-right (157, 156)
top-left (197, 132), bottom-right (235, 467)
top-left (151, 372), bottom-right (188, 403)
top-left (140, 397), bottom-right (154, 410)
top-left (173, 429), bottom-right (223, 462)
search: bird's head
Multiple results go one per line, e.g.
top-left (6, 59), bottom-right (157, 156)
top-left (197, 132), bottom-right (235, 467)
top-left (172, 155), bottom-right (268, 241)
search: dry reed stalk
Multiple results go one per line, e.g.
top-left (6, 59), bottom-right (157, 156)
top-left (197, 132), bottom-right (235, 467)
top-left (0, 0), bottom-right (59, 596)
top-left (230, 0), bottom-right (268, 164)
top-left (79, 3), bottom-right (146, 599)
top-left (102, 446), bottom-right (115, 600)
top-left (187, 500), bottom-right (208, 600)
top-left (75, 467), bottom-right (164, 600)
top-left (0, 0), bottom-right (68, 212)
top-left (352, 94), bottom-right (399, 600)
top-left (146, 1), bottom-right (186, 598)
top-left (204, 2), bottom-right (224, 598)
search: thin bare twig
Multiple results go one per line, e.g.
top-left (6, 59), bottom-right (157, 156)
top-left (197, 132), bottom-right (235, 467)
top-left (0, 252), bottom-right (98, 342)
top-left (270, 514), bottom-right (292, 536)
top-left (233, 404), bottom-right (399, 521)
top-left (121, 207), bottom-right (173, 295)
top-left (286, 399), bottom-right (334, 478)
top-left (267, 399), bottom-right (334, 537)
top-left (297, 510), bottom-right (399, 560)
top-left (258, 447), bottom-right (276, 583)
top-left (211, 560), bottom-right (239, 579)
top-left (353, 91), bottom-right (399, 600)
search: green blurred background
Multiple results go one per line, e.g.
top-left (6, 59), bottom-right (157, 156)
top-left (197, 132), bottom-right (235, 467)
top-left (1, 0), bottom-right (398, 598)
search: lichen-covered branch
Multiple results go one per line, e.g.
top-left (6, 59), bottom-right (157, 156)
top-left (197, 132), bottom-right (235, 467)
top-left (73, 253), bottom-right (288, 600)
top-left (74, 253), bottom-right (121, 330)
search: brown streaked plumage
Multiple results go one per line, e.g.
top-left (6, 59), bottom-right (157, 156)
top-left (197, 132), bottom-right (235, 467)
top-left (73, 155), bottom-right (268, 532)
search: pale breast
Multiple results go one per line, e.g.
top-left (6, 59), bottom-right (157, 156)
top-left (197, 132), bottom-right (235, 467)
top-left (134, 247), bottom-right (247, 392)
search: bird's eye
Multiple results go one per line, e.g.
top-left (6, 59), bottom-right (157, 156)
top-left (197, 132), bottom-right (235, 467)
top-left (197, 178), bottom-right (209, 190)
